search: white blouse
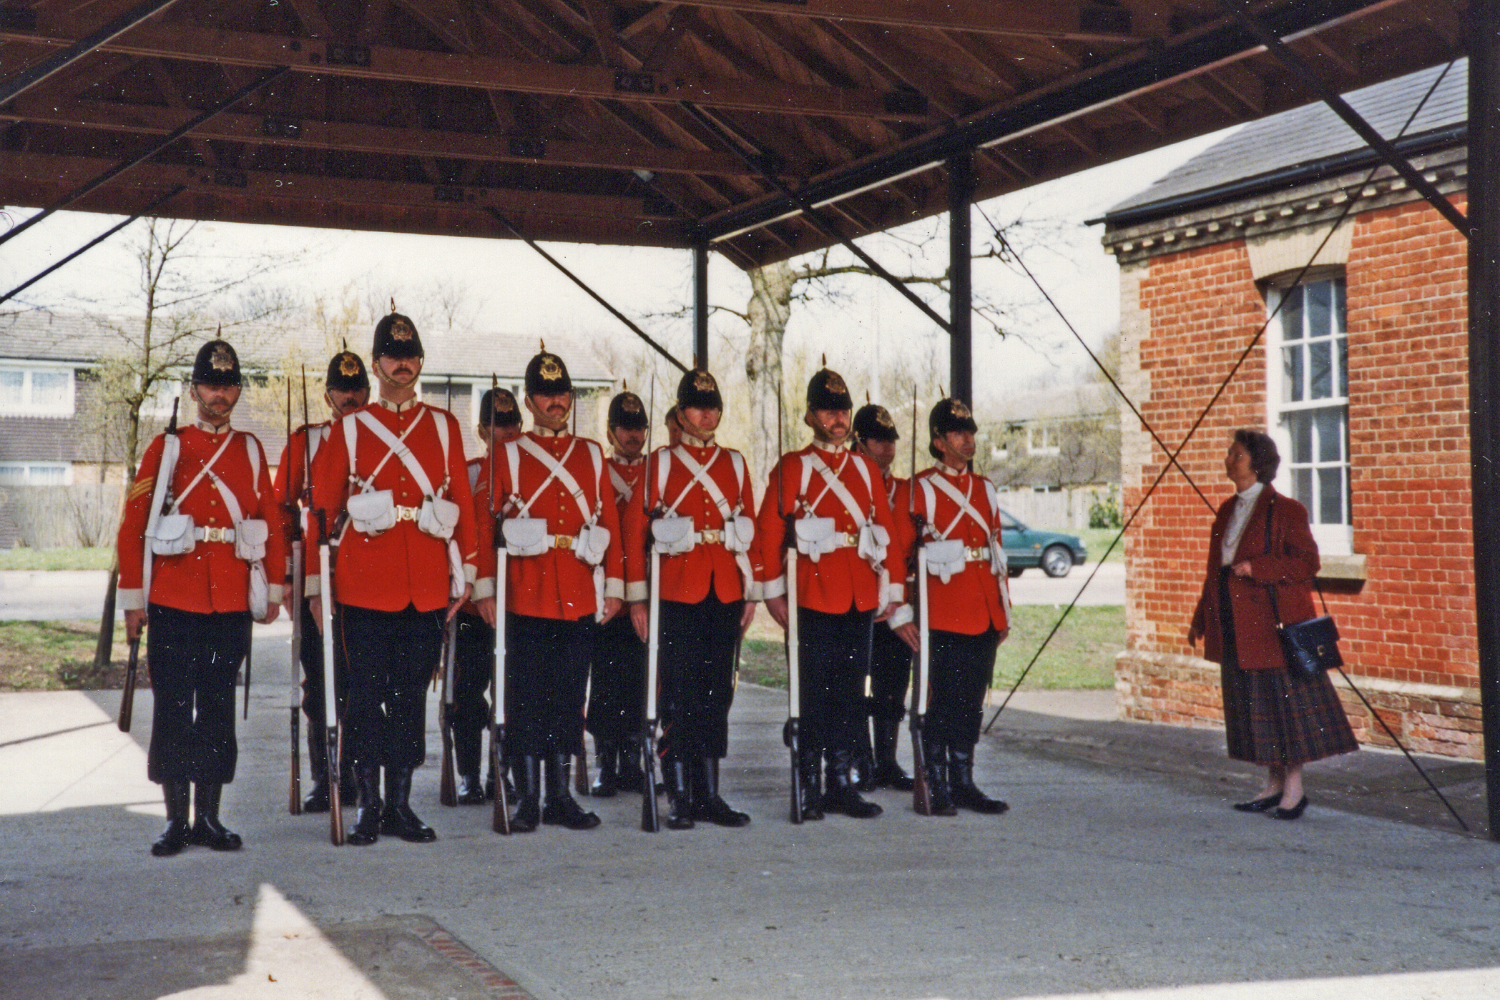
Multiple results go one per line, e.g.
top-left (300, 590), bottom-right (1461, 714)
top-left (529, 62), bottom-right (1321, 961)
top-left (1221, 481), bottom-right (1265, 566)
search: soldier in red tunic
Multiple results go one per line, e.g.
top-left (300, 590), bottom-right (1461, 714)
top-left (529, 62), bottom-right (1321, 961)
top-left (308, 311), bottom-right (480, 845)
top-left (852, 402), bottom-right (916, 792)
top-left (476, 347), bottom-right (626, 832)
top-left (274, 348), bottom-right (369, 813)
top-left (758, 367), bottom-right (916, 820)
top-left (452, 386), bottom-right (523, 804)
top-left (624, 368), bottom-right (759, 828)
top-left (118, 339), bottom-right (285, 856)
top-left (585, 387), bottom-right (650, 797)
top-left (893, 398), bottom-right (1012, 815)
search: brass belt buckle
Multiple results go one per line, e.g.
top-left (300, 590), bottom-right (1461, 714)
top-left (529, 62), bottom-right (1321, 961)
top-left (844, 532), bottom-right (859, 547)
top-left (396, 506), bottom-right (418, 522)
top-left (554, 534), bottom-right (574, 550)
top-left (701, 528), bottom-right (722, 545)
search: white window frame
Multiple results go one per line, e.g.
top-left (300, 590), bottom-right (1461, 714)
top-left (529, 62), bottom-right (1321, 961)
top-left (142, 376), bottom-right (182, 418)
top-left (0, 362), bottom-right (76, 417)
top-left (1265, 273), bottom-right (1352, 556)
top-left (0, 461), bottom-right (74, 486)
top-left (1027, 422), bottom-right (1061, 457)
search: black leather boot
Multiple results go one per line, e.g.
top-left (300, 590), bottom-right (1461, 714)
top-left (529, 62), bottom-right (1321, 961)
top-left (186, 783), bottom-right (243, 850)
top-left (853, 721), bottom-right (877, 792)
top-left (948, 746), bottom-right (1008, 814)
top-left (590, 740), bottom-right (619, 798)
top-left (455, 726), bottom-right (486, 805)
top-left (919, 736), bottom-right (957, 816)
top-left (542, 753), bottom-right (600, 829)
top-left (665, 757), bottom-right (695, 829)
top-left (381, 767), bottom-right (437, 841)
top-left (615, 734), bottom-right (647, 794)
top-left (692, 757), bottom-right (750, 827)
top-left (484, 753), bottom-right (517, 803)
top-left (509, 756), bottom-right (541, 832)
top-left (347, 761), bottom-right (384, 845)
top-left (872, 718), bottom-right (915, 791)
top-left (302, 723), bottom-right (332, 812)
top-left (797, 747), bottom-right (824, 821)
top-left (151, 781), bottom-right (192, 857)
top-left (822, 750), bottom-right (882, 818)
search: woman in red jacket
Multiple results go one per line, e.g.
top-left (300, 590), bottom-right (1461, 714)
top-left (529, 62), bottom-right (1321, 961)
top-left (1188, 430), bottom-right (1357, 820)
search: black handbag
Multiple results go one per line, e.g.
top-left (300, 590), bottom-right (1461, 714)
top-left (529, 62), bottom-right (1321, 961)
top-left (1262, 495), bottom-right (1343, 678)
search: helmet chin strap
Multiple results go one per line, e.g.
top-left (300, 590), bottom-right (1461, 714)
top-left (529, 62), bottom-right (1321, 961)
top-left (375, 356), bottom-right (422, 389)
top-left (526, 394), bottom-right (571, 431)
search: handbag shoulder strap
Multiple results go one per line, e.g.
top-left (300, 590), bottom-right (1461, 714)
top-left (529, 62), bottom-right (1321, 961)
top-left (1261, 492), bottom-right (1330, 619)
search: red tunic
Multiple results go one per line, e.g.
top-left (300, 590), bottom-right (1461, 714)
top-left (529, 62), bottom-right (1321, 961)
top-left (273, 421), bottom-right (332, 582)
top-left (893, 464), bottom-right (1011, 636)
top-left (622, 441), bottom-right (760, 605)
top-left (754, 442), bottom-right (907, 615)
top-left (472, 430), bottom-right (625, 621)
top-left (308, 399), bottom-right (478, 613)
top-left (117, 423), bottom-right (287, 614)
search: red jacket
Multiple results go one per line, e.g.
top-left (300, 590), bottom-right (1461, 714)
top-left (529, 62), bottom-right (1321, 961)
top-left (893, 464), bottom-right (1010, 636)
top-left (118, 423), bottom-right (286, 614)
top-left (755, 442), bottom-right (906, 615)
top-left (308, 399), bottom-right (479, 614)
top-left (622, 441), bottom-right (759, 605)
top-left (473, 430), bottom-right (625, 621)
top-left (274, 421), bottom-right (333, 583)
top-left (1191, 486), bottom-right (1320, 670)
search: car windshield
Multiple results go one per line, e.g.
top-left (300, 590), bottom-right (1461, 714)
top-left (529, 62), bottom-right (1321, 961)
top-left (998, 510), bottom-right (1022, 531)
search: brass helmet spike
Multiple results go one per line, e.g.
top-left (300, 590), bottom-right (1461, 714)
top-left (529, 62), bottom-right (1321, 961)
top-left (821, 352), bottom-right (827, 366)
top-left (390, 296), bottom-right (396, 313)
top-left (540, 338), bottom-right (546, 352)
top-left (622, 378), bottom-right (629, 391)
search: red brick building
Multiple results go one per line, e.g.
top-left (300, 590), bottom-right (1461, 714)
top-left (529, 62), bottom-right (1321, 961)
top-left (1099, 60), bottom-right (1479, 758)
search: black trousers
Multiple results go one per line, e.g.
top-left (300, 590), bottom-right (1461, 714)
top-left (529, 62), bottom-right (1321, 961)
top-left (869, 620), bottom-right (913, 724)
top-left (338, 603), bottom-right (444, 770)
top-left (924, 627), bottom-right (1002, 749)
top-left (506, 612), bottom-right (594, 757)
top-left (586, 612), bottom-right (645, 744)
top-left (299, 600), bottom-right (355, 743)
top-left (452, 610), bottom-right (494, 768)
top-left (797, 606), bottom-right (874, 759)
top-left (659, 595), bottom-right (742, 760)
top-left (146, 604), bottom-right (251, 784)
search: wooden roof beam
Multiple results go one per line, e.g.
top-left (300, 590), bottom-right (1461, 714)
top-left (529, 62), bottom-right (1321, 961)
top-left (0, 14), bottom-right (933, 123)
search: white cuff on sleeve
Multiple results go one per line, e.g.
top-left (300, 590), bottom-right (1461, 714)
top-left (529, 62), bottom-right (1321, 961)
top-left (464, 563), bottom-right (478, 585)
top-left (761, 576), bottom-right (787, 600)
top-left (267, 584), bottom-right (285, 607)
top-left (119, 588), bottom-right (145, 611)
top-left (885, 603), bottom-right (914, 630)
top-left (744, 580), bottom-right (765, 603)
top-left (884, 582), bottom-right (905, 606)
top-left (472, 577), bottom-right (495, 601)
top-left (604, 577), bottom-right (625, 601)
top-left (625, 581), bottom-right (649, 603)
top-left (303, 575), bottom-right (321, 598)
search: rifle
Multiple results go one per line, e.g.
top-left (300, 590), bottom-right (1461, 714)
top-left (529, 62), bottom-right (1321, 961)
top-left (490, 374), bottom-right (511, 835)
top-left (242, 642), bottom-right (252, 721)
top-left (120, 396), bottom-right (180, 733)
top-left (312, 365), bottom-right (345, 845)
top-left (908, 383), bottom-right (934, 815)
top-left (779, 386), bottom-right (803, 824)
top-left (571, 395), bottom-right (592, 797)
top-left (438, 616), bottom-right (458, 807)
top-left (640, 374), bottom-right (661, 832)
top-left (287, 376), bottom-right (303, 814)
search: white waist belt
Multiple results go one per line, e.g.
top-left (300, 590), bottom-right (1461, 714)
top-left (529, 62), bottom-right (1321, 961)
top-left (195, 526), bottom-right (236, 543)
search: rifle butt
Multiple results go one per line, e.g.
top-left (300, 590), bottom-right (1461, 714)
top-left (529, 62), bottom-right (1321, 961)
top-left (640, 729), bottom-right (660, 832)
top-left (289, 709), bottom-right (303, 815)
top-left (118, 637), bottom-right (140, 733)
top-left (439, 704), bottom-right (458, 807)
top-left (328, 726), bottom-right (346, 845)
top-left (574, 751), bottom-right (590, 797)
top-left (787, 724), bottom-right (803, 825)
top-left (491, 729), bottom-right (510, 834)
top-left (910, 718), bottom-right (933, 816)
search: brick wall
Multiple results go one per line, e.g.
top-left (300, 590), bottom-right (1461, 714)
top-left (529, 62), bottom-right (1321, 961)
top-left (1116, 196), bottom-right (1481, 758)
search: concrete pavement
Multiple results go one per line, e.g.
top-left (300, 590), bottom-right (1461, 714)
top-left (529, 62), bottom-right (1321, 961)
top-left (0, 626), bottom-right (1497, 1000)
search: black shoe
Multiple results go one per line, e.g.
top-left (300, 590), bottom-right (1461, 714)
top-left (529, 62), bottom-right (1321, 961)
top-left (457, 772), bottom-right (486, 806)
top-left (796, 750), bottom-right (824, 821)
top-left (303, 723), bottom-right (332, 812)
top-left (691, 757), bottom-right (750, 827)
top-left (542, 754), bottom-right (600, 830)
top-left (666, 758), bottom-right (695, 830)
top-left (872, 719), bottom-right (915, 791)
top-left (186, 783), bottom-right (243, 850)
top-left (1233, 793), bottom-right (1283, 813)
top-left (948, 747), bottom-right (1008, 815)
top-left (590, 741), bottom-right (620, 798)
top-left (917, 738), bottom-right (958, 816)
top-left (346, 762), bottom-right (384, 846)
top-left (616, 737), bottom-right (647, 794)
top-left (1271, 796), bottom-right (1309, 821)
top-left (302, 778), bottom-right (332, 813)
top-left (509, 756), bottom-right (541, 833)
top-left (853, 745), bottom-right (877, 793)
top-left (822, 750), bottom-right (882, 818)
top-left (380, 767), bottom-right (436, 842)
top-left (151, 781), bottom-right (192, 857)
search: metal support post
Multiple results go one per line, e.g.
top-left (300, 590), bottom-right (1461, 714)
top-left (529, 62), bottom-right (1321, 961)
top-left (1467, 0), bottom-right (1500, 841)
top-left (948, 153), bottom-right (974, 405)
top-left (693, 242), bottom-right (710, 369)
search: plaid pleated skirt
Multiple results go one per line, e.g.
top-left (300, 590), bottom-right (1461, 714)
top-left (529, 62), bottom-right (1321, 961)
top-left (1217, 569), bottom-right (1358, 766)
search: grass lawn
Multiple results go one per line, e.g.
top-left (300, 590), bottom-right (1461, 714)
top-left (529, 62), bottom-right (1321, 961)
top-left (0, 620), bottom-right (134, 691)
top-left (737, 604), bottom-right (1125, 692)
top-left (1065, 528), bottom-right (1127, 563)
top-left (0, 547), bottom-right (115, 571)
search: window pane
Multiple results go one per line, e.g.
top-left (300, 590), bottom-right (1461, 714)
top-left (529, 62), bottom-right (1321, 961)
top-left (1283, 346), bottom-right (1304, 402)
top-left (1315, 408), bottom-right (1344, 463)
top-left (1289, 411), bottom-right (1312, 463)
top-left (28, 465), bottom-right (67, 485)
top-left (1332, 278), bottom-right (1347, 331)
top-left (1292, 467), bottom-right (1313, 511)
top-left (1318, 467), bottom-right (1344, 524)
top-left (0, 370), bottom-right (23, 405)
top-left (1337, 337), bottom-right (1348, 397)
top-left (1279, 286), bottom-right (1304, 340)
top-left (0, 464), bottom-right (25, 485)
top-left (31, 371), bottom-right (68, 408)
top-left (1306, 281), bottom-right (1331, 338)
top-left (1309, 341), bottom-right (1332, 398)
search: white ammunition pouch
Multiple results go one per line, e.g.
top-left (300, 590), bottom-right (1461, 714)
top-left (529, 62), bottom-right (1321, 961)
top-left (574, 523), bottom-right (610, 567)
top-left (448, 540), bottom-right (466, 599)
top-left (502, 517), bottom-right (550, 557)
top-left (248, 560), bottom-right (269, 619)
top-left (794, 516), bottom-right (840, 562)
top-left (725, 515), bottom-right (755, 554)
top-left (418, 495), bottom-right (461, 541)
top-left (234, 518), bottom-right (269, 562)
top-left (652, 515), bottom-right (697, 555)
top-left (150, 513), bottom-right (197, 555)
top-left (924, 539), bottom-right (968, 585)
top-left (857, 523), bottom-right (889, 565)
top-left (990, 536), bottom-right (1008, 578)
top-left (347, 489), bottom-right (398, 535)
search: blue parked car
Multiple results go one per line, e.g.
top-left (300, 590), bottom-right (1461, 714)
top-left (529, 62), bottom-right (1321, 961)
top-left (998, 508), bottom-right (1088, 577)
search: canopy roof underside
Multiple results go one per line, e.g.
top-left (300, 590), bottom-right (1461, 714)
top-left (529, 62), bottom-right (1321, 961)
top-left (0, 0), bottom-right (1467, 269)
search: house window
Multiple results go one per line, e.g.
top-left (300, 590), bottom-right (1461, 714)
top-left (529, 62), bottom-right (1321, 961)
top-left (1266, 276), bottom-right (1350, 554)
top-left (143, 378), bottom-right (182, 418)
top-left (1027, 423), bottom-right (1060, 457)
top-left (0, 462), bottom-right (73, 486)
top-left (0, 365), bottom-right (74, 417)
